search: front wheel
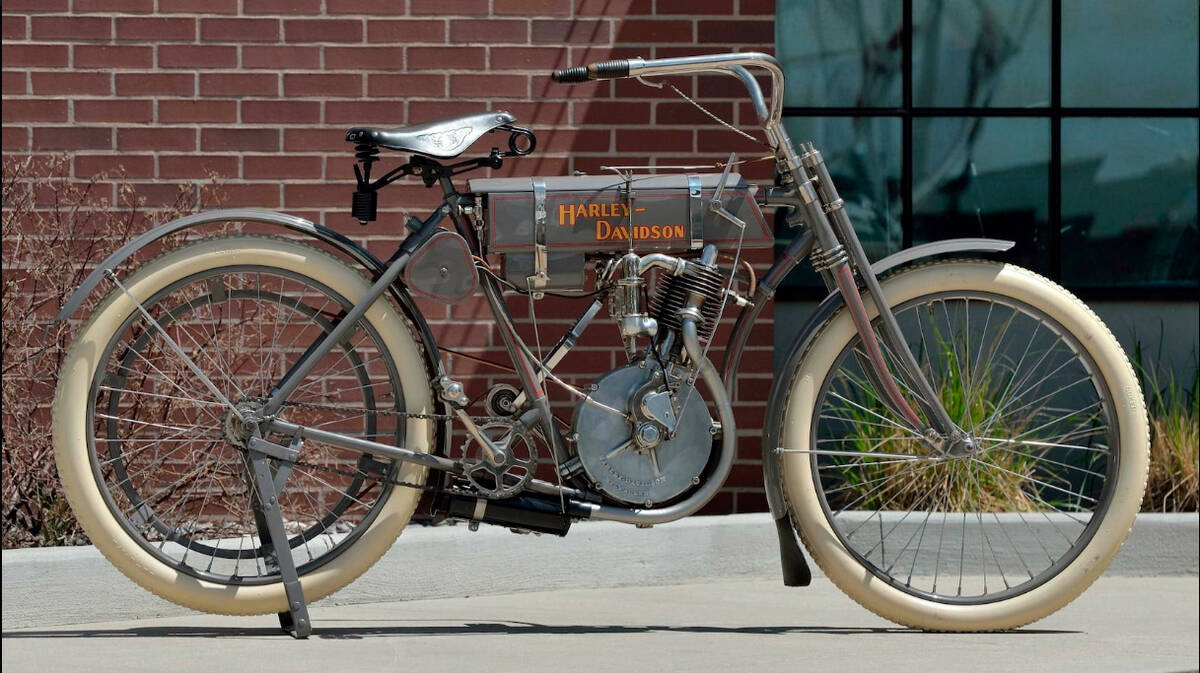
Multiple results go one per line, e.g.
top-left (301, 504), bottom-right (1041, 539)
top-left (779, 260), bottom-right (1149, 631)
top-left (53, 235), bottom-right (436, 615)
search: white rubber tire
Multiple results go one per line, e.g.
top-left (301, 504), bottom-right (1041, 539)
top-left (53, 235), bottom-right (435, 616)
top-left (779, 261), bottom-right (1150, 631)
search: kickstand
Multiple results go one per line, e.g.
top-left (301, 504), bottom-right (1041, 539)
top-left (247, 448), bottom-right (312, 639)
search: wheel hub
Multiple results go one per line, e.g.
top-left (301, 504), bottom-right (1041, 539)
top-left (223, 397), bottom-right (267, 445)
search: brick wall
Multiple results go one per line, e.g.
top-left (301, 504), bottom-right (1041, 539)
top-left (2, 0), bottom-right (777, 514)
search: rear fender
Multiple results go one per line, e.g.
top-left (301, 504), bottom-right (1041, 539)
top-left (55, 208), bottom-right (451, 456)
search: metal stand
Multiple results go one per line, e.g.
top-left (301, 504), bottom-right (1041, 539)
top-left (246, 445), bottom-right (312, 639)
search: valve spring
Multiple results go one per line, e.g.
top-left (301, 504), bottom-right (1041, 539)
top-left (649, 263), bottom-right (727, 344)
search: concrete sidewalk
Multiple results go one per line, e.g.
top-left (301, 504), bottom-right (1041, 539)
top-left (3, 576), bottom-right (1197, 673)
top-left (3, 512), bottom-right (1197, 631)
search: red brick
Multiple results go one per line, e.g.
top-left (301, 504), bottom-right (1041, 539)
top-left (157, 45), bottom-right (236, 69)
top-left (613, 19), bottom-right (693, 43)
top-left (2, 127), bottom-right (29, 151)
top-left (117, 127), bottom-right (195, 151)
top-left (201, 18), bottom-right (280, 42)
top-left (2, 15), bottom-right (27, 39)
top-left (0, 0), bottom-right (67, 11)
top-left (407, 100), bottom-right (490, 121)
top-left (245, 155), bottom-right (322, 179)
top-left (616, 128), bottom-right (692, 152)
top-left (449, 19), bottom-right (527, 44)
top-left (241, 100), bottom-right (321, 124)
top-left (696, 130), bottom-right (763, 154)
top-left (409, 0), bottom-right (488, 14)
top-left (117, 72), bottom-right (194, 96)
top-left (158, 100), bottom-right (238, 123)
top-left (215, 183), bottom-right (281, 207)
top-left (739, 0), bottom-right (774, 15)
top-left (31, 16), bottom-right (111, 41)
top-left (659, 0), bottom-right (733, 12)
top-left (324, 46), bottom-right (405, 71)
top-left (29, 72), bottom-right (108, 96)
top-left (33, 126), bottom-right (112, 151)
top-left (158, 0), bottom-right (237, 13)
top-left (284, 18), bottom-right (363, 43)
top-left (283, 128), bottom-right (344, 152)
top-left (531, 19), bottom-right (609, 44)
top-left (407, 46), bottom-right (484, 71)
top-left (542, 128), bottom-right (610, 152)
top-left (494, 0), bottom-right (570, 15)
top-left (367, 73), bottom-right (444, 97)
top-left (489, 46), bottom-right (569, 70)
top-left (282, 182), bottom-right (356, 208)
top-left (575, 100), bottom-right (651, 125)
top-left (158, 154), bottom-right (240, 179)
top-left (325, 0), bottom-right (411, 14)
top-left (324, 101), bottom-right (404, 124)
top-left (201, 128), bottom-right (279, 152)
top-left (242, 45), bottom-right (320, 69)
top-left (573, 0), bottom-right (651, 15)
top-left (366, 19), bottom-right (444, 44)
top-left (2, 71), bottom-right (26, 95)
top-left (2, 44), bottom-right (70, 67)
top-left (199, 73), bottom-right (278, 97)
top-left (500, 100), bottom-right (570, 124)
top-left (698, 19), bottom-right (772, 44)
top-left (244, 0), bottom-right (322, 14)
top-left (450, 74), bottom-right (528, 98)
top-left (285, 73), bottom-right (363, 97)
top-left (656, 101), bottom-right (736, 126)
top-left (115, 17), bottom-right (194, 41)
top-left (2, 99), bottom-right (68, 123)
top-left (73, 0), bottom-right (154, 12)
top-left (76, 154), bottom-right (154, 178)
top-left (75, 99), bottom-right (153, 123)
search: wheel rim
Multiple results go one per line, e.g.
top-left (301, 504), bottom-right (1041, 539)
top-left (87, 266), bottom-right (407, 585)
top-left (809, 290), bottom-right (1119, 605)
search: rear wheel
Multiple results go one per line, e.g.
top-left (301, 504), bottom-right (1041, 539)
top-left (53, 235), bottom-right (435, 615)
top-left (779, 260), bottom-right (1149, 630)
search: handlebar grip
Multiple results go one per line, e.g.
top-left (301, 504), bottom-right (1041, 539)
top-left (551, 66), bottom-right (590, 83)
top-left (551, 59), bottom-right (631, 83)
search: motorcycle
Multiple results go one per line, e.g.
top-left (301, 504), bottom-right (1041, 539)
top-left (51, 52), bottom-right (1149, 637)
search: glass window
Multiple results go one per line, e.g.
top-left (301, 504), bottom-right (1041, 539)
top-left (1061, 118), bottom-right (1199, 287)
top-left (912, 0), bottom-right (1050, 108)
top-left (1062, 0), bottom-right (1200, 108)
top-left (776, 0), bottom-right (903, 108)
top-left (912, 117), bottom-right (1051, 274)
top-left (786, 115), bottom-right (903, 250)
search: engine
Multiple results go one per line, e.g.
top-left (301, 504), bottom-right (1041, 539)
top-left (569, 245), bottom-right (731, 507)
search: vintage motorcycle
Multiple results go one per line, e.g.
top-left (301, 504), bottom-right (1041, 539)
top-left (52, 52), bottom-right (1149, 637)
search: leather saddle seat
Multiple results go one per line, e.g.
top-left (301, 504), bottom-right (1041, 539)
top-left (345, 110), bottom-right (517, 159)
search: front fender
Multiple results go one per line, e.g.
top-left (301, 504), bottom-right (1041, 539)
top-left (761, 237), bottom-right (1013, 516)
top-left (55, 207), bottom-right (451, 455)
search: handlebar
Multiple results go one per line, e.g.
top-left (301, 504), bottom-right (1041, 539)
top-left (550, 52), bottom-right (783, 125)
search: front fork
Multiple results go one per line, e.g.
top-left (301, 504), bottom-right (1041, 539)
top-left (782, 143), bottom-right (961, 445)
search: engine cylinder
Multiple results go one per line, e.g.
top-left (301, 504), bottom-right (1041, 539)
top-left (649, 263), bottom-right (726, 343)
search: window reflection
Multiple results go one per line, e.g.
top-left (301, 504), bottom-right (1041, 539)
top-left (1061, 118), bottom-right (1199, 286)
top-left (1062, 0), bottom-right (1199, 108)
top-left (779, 117), bottom-right (902, 290)
top-left (912, 0), bottom-right (1049, 108)
top-left (912, 117), bottom-right (1051, 274)
top-left (776, 0), bottom-right (903, 108)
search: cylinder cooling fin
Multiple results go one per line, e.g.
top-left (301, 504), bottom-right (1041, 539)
top-left (649, 263), bottom-right (726, 343)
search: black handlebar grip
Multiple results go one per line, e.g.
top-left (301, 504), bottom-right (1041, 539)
top-left (591, 59), bottom-right (630, 79)
top-left (551, 66), bottom-right (590, 83)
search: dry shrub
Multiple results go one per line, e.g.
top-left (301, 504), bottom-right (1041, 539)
top-left (1135, 343), bottom-right (1199, 512)
top-left (1, 154), bottom-right (222, 548)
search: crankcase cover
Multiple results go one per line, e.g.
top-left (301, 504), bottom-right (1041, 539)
top-left (572, 363), bottom-right (713, 505)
